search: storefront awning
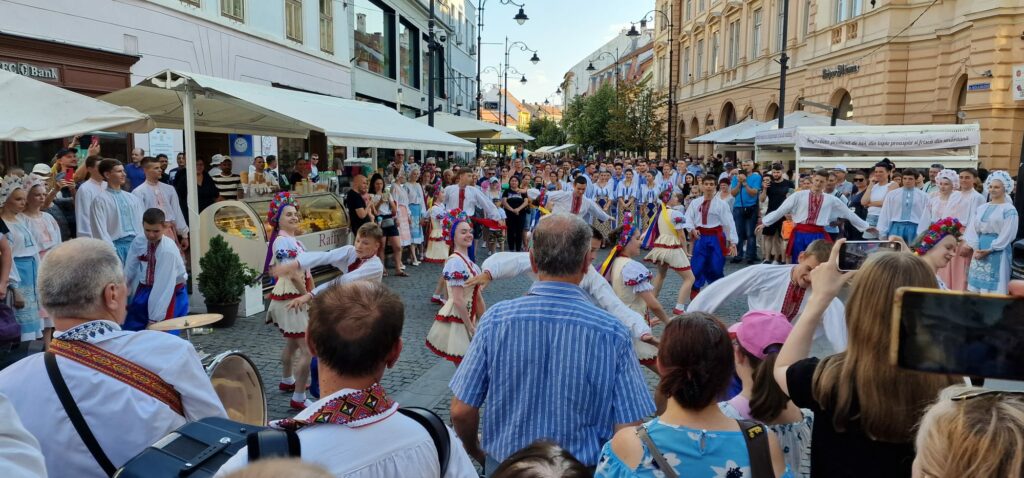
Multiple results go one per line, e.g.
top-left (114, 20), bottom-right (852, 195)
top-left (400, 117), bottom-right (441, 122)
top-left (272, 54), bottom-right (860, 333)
top-left (415, 112), bottom-right (503, 139)
top-left (0, 69), bottom-right (154, 141)
top-left (479, 125), bottom-right (534, 145)
top-left (100, 69), bottom-right (474, 152)
top-left (690, 118), bottom-right (763, 144)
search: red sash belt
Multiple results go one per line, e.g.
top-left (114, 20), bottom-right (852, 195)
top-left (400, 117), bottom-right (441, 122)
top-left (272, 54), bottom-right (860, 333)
top-left (786, 223), bottom-right (832, 258)
top-left (470, 217), bottom-right (506, 230)
top-left (49, 339), bottom-right (184, 416)
top-left (697, 226), bottom-right (728, 257)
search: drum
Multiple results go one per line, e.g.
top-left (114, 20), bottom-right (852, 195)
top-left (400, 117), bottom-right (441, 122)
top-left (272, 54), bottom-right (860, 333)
top-left (203, 351), bottom-right (266, 426)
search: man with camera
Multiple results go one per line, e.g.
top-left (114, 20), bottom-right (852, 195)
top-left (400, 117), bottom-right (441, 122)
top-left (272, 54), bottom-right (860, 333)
top-left (730, 159), bottom-right (763, 264)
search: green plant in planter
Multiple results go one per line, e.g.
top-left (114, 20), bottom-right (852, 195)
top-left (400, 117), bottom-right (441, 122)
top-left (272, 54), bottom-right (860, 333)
top-left (197, 236), bottom-right (260, 306)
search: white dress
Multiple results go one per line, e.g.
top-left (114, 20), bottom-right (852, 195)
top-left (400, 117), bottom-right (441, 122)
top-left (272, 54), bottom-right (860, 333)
top-left (644, 207), bottom-right (691, 271)
top-left (265, 235), bottom-right (312, 337)
top-left (606, 258), bottom-right (658, 365)
top-left (425, 253), bottom-right (481, 364)
top-left (424, 204), bottom-right (449, 263)
top-left (965, 202), bottom-right (1018, 294)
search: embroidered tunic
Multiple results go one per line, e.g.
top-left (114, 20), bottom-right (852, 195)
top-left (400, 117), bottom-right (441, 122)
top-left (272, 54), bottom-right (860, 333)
top-left (124, 236), bottom-right (188, 324)
top-left (132, 181), bottom-right (189, 235)
top-left (90, 187), bottom-right (144, 242)
top-left (265, 235), bottom-right (312, 337)
top-left (965, 202), bottom-right (1018, 294)
top-left (295, 245), bottom-right (384, 296)
top-left (425, 253), bottom-right (481, 364)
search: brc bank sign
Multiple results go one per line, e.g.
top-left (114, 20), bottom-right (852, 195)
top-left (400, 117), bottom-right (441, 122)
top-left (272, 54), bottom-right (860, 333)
top-left (0, 60), bottom-right (59, 82)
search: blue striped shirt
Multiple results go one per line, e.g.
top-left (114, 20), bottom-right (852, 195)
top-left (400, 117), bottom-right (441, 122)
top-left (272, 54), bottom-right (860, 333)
top-left (449, 281), bottom-right (655, 466)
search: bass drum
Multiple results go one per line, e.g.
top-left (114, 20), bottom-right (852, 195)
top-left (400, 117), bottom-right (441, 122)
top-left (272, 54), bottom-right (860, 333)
top-left (203, 351), bottom-right (266, 426)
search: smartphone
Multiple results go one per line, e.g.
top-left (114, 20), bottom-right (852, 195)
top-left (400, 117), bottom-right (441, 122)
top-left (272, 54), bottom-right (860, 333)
top-left (90, 135), bottom-right (99, 147)
top-left (891, 287), bottom-right (1024, 381)
top-left (838, 240), bottom-right (902, 271)
top-left (64, 168), bottom-right (74, 182)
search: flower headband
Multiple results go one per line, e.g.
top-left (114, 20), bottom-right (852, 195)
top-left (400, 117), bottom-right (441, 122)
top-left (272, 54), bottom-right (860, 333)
top-left (441, 208), bottom-right (469, 245)
top-left (617, 212), bottom-right (636, 248)
top-left (912, 217), bottom-right (964, 256)
top-left (267, 191), bottom-right (299, 227)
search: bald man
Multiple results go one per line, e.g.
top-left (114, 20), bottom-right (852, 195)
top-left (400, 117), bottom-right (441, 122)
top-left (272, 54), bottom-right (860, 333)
top-left (345, 175), bottom-right (371, 232)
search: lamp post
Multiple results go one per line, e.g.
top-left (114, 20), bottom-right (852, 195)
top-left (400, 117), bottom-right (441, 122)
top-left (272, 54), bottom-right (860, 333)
top-left (777, 0), bottom-right (790, 129)
top-left (476, 0), bottom-right (529, 158)
top-left (503, 37), bottom-right (539, 128)
top-left (586, 49), bottom-right (622, 90)
top-left (629, 9), bottom-right (672, 159)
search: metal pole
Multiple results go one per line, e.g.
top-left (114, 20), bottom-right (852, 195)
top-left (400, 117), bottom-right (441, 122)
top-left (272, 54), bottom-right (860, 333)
top-left (667, 18), bottom-right (674, 160)
top-left (428, 0), bottom-right (435, 127)
top-left (181, 86), bottom-right (201, 299)
top-left (503, 37), bottom-right (509, 127)
top-left (476, 0), bottom-right (484, 160)
top-left (777, 0), bottom-right (790, 129)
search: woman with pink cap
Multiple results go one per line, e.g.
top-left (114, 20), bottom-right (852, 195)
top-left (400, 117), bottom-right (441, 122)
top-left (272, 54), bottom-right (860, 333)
top-left (720, 310), bottom-right (813, 478)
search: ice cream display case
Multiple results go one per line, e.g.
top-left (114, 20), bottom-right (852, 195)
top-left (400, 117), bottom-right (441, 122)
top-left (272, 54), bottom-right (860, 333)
top-left (199, 192), bottom-right (349, 282)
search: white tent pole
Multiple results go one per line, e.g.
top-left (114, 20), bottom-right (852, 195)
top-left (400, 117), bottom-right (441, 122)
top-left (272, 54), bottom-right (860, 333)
top-left (181, 85), bottom-right (201, 294)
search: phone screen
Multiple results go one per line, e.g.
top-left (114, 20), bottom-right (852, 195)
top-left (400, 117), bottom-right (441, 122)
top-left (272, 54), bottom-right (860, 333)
top-left (894, 288), bottom-right (1024, 381)
top-left (839, 240), bottom-right (901, 271)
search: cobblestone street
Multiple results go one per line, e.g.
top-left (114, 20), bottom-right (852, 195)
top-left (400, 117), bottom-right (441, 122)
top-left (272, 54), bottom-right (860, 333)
top-left (191, 247), bottom-right (762, 422)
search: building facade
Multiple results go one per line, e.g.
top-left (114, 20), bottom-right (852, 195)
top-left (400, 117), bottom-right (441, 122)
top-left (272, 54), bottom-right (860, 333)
top-left (0, 0), bottom-right (352, 168)
top-left (654, 0), bottom-right (1024, 170)
top-left (561, 26), bottom-right (655, 105)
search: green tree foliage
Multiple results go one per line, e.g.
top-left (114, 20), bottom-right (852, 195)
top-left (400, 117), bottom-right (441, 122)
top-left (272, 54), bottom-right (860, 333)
top-left (562, 76), bottom-right (666, 155)
top-left (527, 116), bottom-right (566, 149)
top-left (562, 83), bottom-right (617, 151)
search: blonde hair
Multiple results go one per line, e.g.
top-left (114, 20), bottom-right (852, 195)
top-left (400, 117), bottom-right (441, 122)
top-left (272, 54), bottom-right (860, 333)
top-left (812, 252), bottom-right (959, 442)
top-left (915, 386), bottom-right (1024, 477)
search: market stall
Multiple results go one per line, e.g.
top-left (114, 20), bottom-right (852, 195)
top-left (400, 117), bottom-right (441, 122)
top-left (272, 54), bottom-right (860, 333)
top-left (200, 192), bottom-right (348, 281)
top-left (754, 124), bottom-right (980, 171)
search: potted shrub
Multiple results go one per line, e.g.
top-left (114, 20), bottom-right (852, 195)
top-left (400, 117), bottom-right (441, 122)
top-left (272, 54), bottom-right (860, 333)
top-left (197, 236), bottom-right (260, 328)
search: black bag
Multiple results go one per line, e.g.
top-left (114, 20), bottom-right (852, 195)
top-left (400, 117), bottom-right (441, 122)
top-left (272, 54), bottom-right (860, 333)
top-left (0, 299), bottom-right (19, 343)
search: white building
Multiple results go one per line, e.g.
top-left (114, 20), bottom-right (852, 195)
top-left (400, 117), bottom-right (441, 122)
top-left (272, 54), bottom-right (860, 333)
top-left (350, 0), bottom-right (477, 119)
top-left (0, 0), bottom-right (352, 169)
top-left (561, 27), bottom-right (654, 105)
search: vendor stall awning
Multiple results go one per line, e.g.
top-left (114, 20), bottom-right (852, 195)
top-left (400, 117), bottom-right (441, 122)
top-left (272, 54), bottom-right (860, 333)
top-left (100, 69), bottom-right (474, 152)
top-left (0, 69), bottom-right (155, 141)
top-left (548, 143), bottom-right (577, 154)
top-left (479, 125), bottom-right (534, 145)
top-left (690, 118), bottom-right (763, 144)
top-left (750, 111), bottom-right (861, 145)
top-left (415, 112), bottom-right (503, 139)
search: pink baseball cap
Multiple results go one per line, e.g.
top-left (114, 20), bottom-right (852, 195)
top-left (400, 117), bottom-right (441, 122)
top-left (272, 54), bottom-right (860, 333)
top-left (728, 310), bottom-right (793, 359)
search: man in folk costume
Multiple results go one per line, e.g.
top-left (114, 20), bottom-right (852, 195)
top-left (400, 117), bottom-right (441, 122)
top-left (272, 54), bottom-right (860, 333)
top-left (74, 155), bottom-right (106, 238)
top-left (758, 169), bottom-right (873, 264)
top-left (687, 239), bottom-right (848, 352)
top-left (545, 176), bottom-right (611, 223)
top-left (442, 170), bottom-right (504, 223)
top-left (877, 168), bottom-right (931, 244)
top-left (90, 159), bottom-right (144, 264)
top-left (684, 176), bottom-right (738, 294)
top-left (122, 209), bottom-right (189, 332)
top-left (215, 281), bottom-right (478, 477)
top-left (0, 239), bottom-right (225, 477)
top-left (132, 156), bottom-right (189, 251)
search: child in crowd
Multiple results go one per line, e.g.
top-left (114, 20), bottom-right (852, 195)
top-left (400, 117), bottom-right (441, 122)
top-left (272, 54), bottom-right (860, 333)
top-left (123, 208), bottom-right (189, 331)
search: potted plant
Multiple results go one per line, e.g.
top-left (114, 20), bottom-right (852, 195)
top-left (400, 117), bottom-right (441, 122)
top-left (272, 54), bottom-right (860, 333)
top-left (197, 236), bottom-right (260, 328)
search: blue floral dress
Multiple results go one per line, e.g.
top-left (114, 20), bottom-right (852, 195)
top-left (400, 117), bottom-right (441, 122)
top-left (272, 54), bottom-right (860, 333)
top-left (596, 417), bottom-right (793, 478)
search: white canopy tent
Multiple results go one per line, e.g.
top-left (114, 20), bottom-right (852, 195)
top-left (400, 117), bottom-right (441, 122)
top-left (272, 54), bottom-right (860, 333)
top-left (548, 143), bottom-right (577, 154)
top-left (690, 118), bottom-right (764, 144)
top-left (99, 69), bottom-right (474, 290)
top-left (0, 68), bottom-right (154, 141)
top-left (755, 124), bottom-right (980, 170)
top-left (534, 145), bottom-right (556, 153)
top-left (415, 112), bottom-right (503, 140)
top-left (479, 125), bottom-right (534, 145)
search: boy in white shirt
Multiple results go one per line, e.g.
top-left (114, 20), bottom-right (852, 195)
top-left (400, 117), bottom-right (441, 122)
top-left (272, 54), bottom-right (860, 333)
top-left (123, 208), bottom-right (189, 331)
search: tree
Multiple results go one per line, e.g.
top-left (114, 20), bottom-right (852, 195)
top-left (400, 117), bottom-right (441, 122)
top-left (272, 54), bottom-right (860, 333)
top-left (562, 83), bottom-right (616, 151)
top-left (608, 74), bottom-right (667, 156)
top-left (527, 116), bottom-right (566, 149)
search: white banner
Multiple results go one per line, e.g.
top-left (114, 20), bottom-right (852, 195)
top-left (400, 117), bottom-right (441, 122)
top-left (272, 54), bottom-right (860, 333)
top-left (795, 130), bottom-right (980, 151)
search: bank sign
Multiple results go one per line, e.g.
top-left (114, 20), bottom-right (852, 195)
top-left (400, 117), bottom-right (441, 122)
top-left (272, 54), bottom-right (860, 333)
top-left (0, 60), bottom-right (59, 82)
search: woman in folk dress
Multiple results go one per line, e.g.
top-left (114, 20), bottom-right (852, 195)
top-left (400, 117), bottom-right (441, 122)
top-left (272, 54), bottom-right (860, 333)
top-left (638, 171), bottom-right (660, 236)
top-left (643, 192), bottom-right (696, 315)
top-left (949, 168), bottom-right (986, 290)
top-left (916, 170), bottom-right (964, 290)
top-left (616, 169), bottom-right (639, 228)
top-left (262, 192), bottom-right (314, 410)
top-left (425, 211), bottom-right (486, 365)
top-left (591, 170), bottom-right (616, 244)
top-left (405, 168), bottom-right (427, 265)
top-left (964, 171), bottom-right (1018, 294)
top-left (22, 180), bottom-right (62, 344)
top-left (1, 178), bottom-right (41, 343)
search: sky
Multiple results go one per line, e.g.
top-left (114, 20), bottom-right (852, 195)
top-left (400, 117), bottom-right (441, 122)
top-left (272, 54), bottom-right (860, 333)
top-left (478, 0), bottom-right (655, 107)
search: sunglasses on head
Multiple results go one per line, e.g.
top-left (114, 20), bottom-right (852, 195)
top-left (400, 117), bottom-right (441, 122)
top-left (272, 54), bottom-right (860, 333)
top-left (951, 390), bottom-right (1024, 402)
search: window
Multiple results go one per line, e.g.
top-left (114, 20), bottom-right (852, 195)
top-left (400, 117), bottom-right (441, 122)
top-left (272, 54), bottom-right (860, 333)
top-left (728, 20), bottom-right (740, 68)
top-left (695, 39), bottom-right (704, 79)
top-left (221, 0), bottom-right (244, 21)
top-left (429, 43), bottom-right (446, 98)
top-left (776, 1), bottom-right (785, 51)
top-left (710, 31), bottom-right (719, 75)
top-left (354, 0), bottom-right (394, 78)
top-left (751, 8), bottom-right (762, 58)
top-left (181, 0), bottom-right (200, 6)
top-left (803, 0), bottom-right (812, 37)
top-left (685, 0), bottom-right (692, 20)
top-left (319, 0), bottom-right (333, 53)
top-left (285, 0), bottom-right (302, 42)
top-left (398, 20), bottom-right (420, 88)
top-left (699, 0), bottom-right (705, 12)
top-left (835, 0), bottom-right (862, 23)
top-left (682, 46), bottom-right (691, 82)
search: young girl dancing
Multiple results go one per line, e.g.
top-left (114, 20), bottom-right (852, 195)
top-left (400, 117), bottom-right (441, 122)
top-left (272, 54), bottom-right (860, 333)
top-left (425, 209), bottom-right (486, 364)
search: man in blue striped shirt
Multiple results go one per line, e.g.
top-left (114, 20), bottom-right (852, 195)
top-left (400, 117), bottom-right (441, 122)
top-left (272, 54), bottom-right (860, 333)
top-left (449, 213), bottom-right (655, 472)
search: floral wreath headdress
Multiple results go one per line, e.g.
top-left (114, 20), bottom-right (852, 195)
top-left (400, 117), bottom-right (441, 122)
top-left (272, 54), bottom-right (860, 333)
top-left (600, 212), bottom-right (636, 277)
top-left (268, 191), bottom-right (300, 227)
top-left (442, 208), bottom-right (474, 261)
top-left (911, 217), bottom-right (964, 256)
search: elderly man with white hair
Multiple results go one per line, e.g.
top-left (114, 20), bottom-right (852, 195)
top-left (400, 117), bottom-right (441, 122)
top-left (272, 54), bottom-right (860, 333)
top-left (0, 239), bottom-right (226, 478)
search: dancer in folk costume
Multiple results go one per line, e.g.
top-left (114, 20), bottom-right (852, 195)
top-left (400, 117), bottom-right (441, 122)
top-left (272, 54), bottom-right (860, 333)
top-left (425, 210), bottom-right (486, 365)
top-left (860, 159), bottom-right (899, 239)
top-left (599, 214), bottom-right (670, 371)
top-left (405, 168), bottom-right (427, 264)
top-left (759, 170), bottom-right (872, 264)
top-left (685, 176), bottom-right (738, 293)
top-left (545, 176), bottom-right (610, 223)
top-left (263, 192), bottom-right (315, 410)
top-left (965, 171), bottom-right (1018, 294)
top-left (90, 159), bottom-right (144, 264)
top-left (425, 185), bottom-right (452, 305)
top-left (916, 170), bottom-right (965, 289)
top-left (877, 168), bottom-right (930, 244)
top-left (0, 177), bottom-right (42, 342)
top-left (615, 169), bottom-right (639, 230)
top-left (391, 171), bottom-right (416, 262)
top-left (643, 193), bottom-right (696, 315)
top-left (637, 171), bottom-right (660, 235)
top-left (591, 170), bottom-right (616, 242)
top-left (947, 169), bottom-right (986, 290)
top-left (123, 208), bottom-right (189, 332)
top-left (22, 179), bottom-right (61, 343)
top-left (910, 217), bottom-right (965, 290)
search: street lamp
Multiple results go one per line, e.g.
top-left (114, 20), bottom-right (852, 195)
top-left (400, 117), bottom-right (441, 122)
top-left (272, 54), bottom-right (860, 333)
top-left (529, 52), bottom-right (540, 64)
top-left (588, 49), bottom-right (621, 88)
top-left (520, 75), bottom-right (527, 85)
top-left (514, 7), bottom-right (529, 25)
top-left (503, 37), bottom-right (539, 127)
top-left (483, 64), bottom-right (525, 126)
top-left (631, 9), bottom-right (674, 159)
top-left (585, 62), bottom-right (596, 72)
top-left (476, 0), bottom-right (529, 158)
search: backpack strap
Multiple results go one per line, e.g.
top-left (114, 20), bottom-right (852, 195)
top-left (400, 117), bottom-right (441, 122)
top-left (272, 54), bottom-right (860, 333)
top-left (736, 419), bottom-right (773, 478)
top-left (635, 425), bottom-right (679, 478)
top-left (45, 351), bottom-right (117, 477)
top-left (246, 429), bottom-right (301, 462)
top-left (399, 407), bottom-right (450, 477)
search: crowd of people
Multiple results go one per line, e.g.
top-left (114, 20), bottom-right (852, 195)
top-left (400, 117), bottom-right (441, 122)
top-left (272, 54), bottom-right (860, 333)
top-left (0, 142), bottom-right (1021, 478)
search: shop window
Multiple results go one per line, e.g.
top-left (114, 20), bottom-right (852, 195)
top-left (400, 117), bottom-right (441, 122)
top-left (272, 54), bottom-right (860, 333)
top-left (682, 46), bottom-right (691, 83)
top-left (320, 0), bottom-right (334, 53)
top-left (835, 0), bottom-right (862, 23)
top-left (710, 31), bottom-right (719, 75)
top-left (221, 0), bottom-right (244, 21)
top-left (399, 20), bottom-right (420, 88)
top-left (685, 0), bottom-right (692, 20)
top-left (354, 0), bottom-right (394, 78)
top-left (285, 0), bottom-right (303, 43)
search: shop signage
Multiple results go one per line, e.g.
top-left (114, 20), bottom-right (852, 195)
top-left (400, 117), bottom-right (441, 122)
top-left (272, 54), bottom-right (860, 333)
top-left (1011, 65), bottom-right (1024, 101)
top-left (821, 64), bottom-right (859, 80)
top-left (967, 83), bottom-right (991, 92)
top-left (795, 129), bottom-right (981, 152)
top-left (317, 229), bottom-right (344, 248)
top-left (0, 60), bottom-right (59, 82)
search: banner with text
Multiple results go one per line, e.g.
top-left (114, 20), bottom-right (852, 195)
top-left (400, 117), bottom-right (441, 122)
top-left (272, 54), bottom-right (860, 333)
top-left (795, 130), bottom-right (980, 152)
